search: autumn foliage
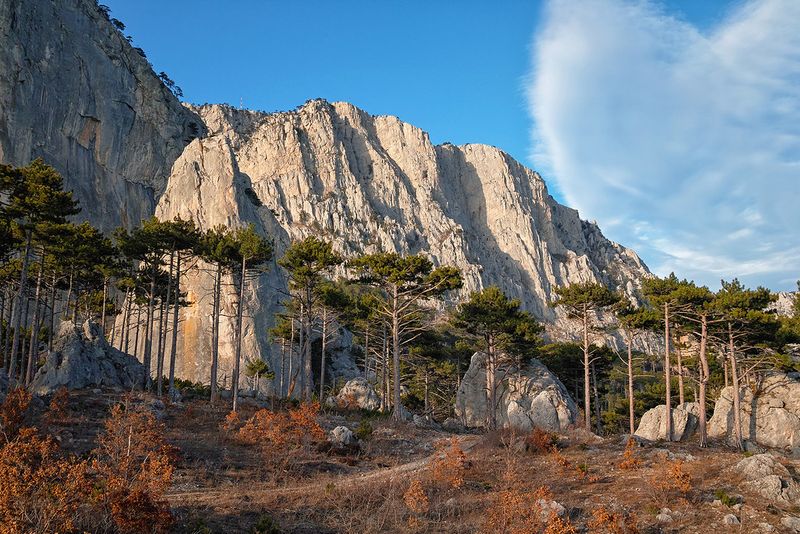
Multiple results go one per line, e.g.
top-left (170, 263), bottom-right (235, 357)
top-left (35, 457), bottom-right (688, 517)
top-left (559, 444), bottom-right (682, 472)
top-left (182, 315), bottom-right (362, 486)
top-left (484, 485), bottom-right (576, 534)
top-left (431, 438), bottom-right (468, 489)
top-left (618, 438), bottom-right (641, 470)
top-left (587, 507), bottom-right (640, 534)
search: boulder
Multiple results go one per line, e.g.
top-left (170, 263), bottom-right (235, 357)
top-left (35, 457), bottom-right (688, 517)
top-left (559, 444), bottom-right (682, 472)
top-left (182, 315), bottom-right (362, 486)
top-left (708, 373), bottom-right (800, 450)
top-left (326, 377), bottom-right (381, 411)
top-left (634, 403), bottom-right (700, 441)
top-left (732, 454), bottom-right (799, 505)
top-left (29, 321), bottom-right (146, 395)
top-left (454, 352), bottom-right (577, 432)
top-left (442, 417), bottom-right (466, 433)
top-left (329, 426), bottom-right (356, 447)
top-left (782, 517), bottom-right (800, 532)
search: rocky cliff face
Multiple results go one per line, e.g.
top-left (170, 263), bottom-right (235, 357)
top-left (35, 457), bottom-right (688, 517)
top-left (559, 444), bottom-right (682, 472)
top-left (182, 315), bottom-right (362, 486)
top-left (154, 101), bottom-right (651, 387)
top-left (0, 0), bottom-right (203, 231)
top-left (1, 0), bottom-right (652, 390)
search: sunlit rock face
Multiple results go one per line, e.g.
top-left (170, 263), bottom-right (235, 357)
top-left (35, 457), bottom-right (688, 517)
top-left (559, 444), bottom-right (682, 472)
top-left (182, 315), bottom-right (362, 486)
top-left (156, 100), bottom-right (650, 387)
top-left (1, 0), bottom-right (652, 389)
top-left (0, 0), bottom-right (203, 232)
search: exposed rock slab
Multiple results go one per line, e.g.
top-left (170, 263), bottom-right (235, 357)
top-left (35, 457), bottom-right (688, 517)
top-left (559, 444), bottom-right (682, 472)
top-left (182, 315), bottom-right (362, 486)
top-left (708, 373), bottom-right (800, 451)
top-left (30, 321), bottom-right (145, 395)
top-left (455, 352), bottom-right (577, 431)
top-left (327, 377), bottom-right (381, 411)
top-left (635, 403), bottom-right (700, 442)
top-left (733, 454), bottom-right (799, 505)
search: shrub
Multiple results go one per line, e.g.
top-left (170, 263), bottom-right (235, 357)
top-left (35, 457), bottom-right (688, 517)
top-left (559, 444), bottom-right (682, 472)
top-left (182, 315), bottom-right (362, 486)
top-left (0, 428), bottom-right (90, 533)
top-left (587, 507), bottom-right (640, 534)
top-left (526, 427), bottom-right (558, 454)
top-left (651, 460), bottom-right (692, 504)
top-left (484, 485), bottom-right (576, 534)
top-left (618, 438), bottom-right (641, 470)
top-left (252, 512), bottom-right (282, 533)
top-left (714, 489), bottom-right (739, 507)
top-left (45, 387), bottom-right (70, 425)
top-left (431, 438), bottom-right (468, 489)
top-left (355, 419), bottom-right (373, 441)
top-left (403, 478), bottom-right (429, 527)
top-left (92, 404), bottom-right (176, 533)
top-left (0, 387), bottom-right (32, 442)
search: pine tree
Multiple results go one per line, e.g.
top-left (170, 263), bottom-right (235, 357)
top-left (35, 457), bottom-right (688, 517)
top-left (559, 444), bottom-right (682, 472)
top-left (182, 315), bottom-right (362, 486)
top-left (453, 286), bottom-right (541, 430)
top-left (349, 253), bottom-right (461, 421)
top-left (552, 281), bottom-right (620, 432)
top-left (278, 236), bottom-right (343, 401)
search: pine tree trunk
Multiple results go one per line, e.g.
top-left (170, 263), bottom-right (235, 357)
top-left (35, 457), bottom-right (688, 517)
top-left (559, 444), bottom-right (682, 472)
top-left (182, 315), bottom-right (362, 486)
top-left (303, 292), bottom-right (313, 402)
top-left (232, 257), bottom-right (247, 412)
top-left (122, 290), bottom-right (132, 354)
top-left (133, 305), bottom-right (142, 361)
top-left (155, 299), bottom-right (165, 396)
top-left (485, 334), bottom-right (497, 430)
top-left (0, 291), bottom-right (5, 369)
top-left (627, 332), bottom-right (635, 435)
top-left (143, 271), bottom-right (156, 390)
top-left (728, 322), bottom-right (743, 450)
top-left (47, 272), bottom-right (57, 351)
top-left (698, 315), bottom-right (710, 447)
top-left (100, 276), bottom-right (108, 335)
top-left (3, 291), bottom-right (13, 370)
top-left (391, 285), bottom-right (402, 421)
top-left (663, 303), bottom-right (673, 441)
top-left (210, 264), bottom-right (221, 404)
top-left (319, 307), bottom-right (327, 401)
top-left (582, 304), bottom-right (591, 432)
top-left (25, 252), bottom-right (45, 385)
top-left (168, 253), bottom-right (181, 398)
top-left (287, 316), bottom-right (295, 398)
top-left (381, 323), bottom-right (388, 412)
top-left (9, 230), bottom-right (32, 380)
top-left (677, 345), bottom-right (685, 405)
top-left (280, 338), bottom-right (286, 398)
top-left (592, 361), bottom-right (602, 435)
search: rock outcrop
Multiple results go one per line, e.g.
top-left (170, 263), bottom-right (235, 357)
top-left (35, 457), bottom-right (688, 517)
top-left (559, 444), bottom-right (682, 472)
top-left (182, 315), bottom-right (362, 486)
top-left (327, 377), bottom-right (381, 411)
top-left (0, 0), bottom-right (203, 231)
top-left (708, 373), bottom-right (800, 451)
top-left (455, 352), bottom-right (577, 431)
top-left (30, 321), bottom-right (145, 395)
top-left (635, 403), bottom-right (700, 442)
top-left (732, 454), bottom-right (799, 505)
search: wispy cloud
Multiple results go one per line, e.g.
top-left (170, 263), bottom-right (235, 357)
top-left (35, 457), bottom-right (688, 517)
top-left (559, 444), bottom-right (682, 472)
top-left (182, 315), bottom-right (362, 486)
top-left (528, 0), bottom-right (800, 290)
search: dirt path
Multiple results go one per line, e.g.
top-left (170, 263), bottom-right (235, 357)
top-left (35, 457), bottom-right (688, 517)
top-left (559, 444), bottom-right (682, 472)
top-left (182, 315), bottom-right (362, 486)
top-left (167, 434), bottom-right (481, 506)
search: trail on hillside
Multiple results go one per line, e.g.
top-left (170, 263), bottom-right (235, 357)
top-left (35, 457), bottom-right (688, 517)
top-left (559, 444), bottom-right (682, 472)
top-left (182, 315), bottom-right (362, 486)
top-left (166, 434), bottom-right (481, 506)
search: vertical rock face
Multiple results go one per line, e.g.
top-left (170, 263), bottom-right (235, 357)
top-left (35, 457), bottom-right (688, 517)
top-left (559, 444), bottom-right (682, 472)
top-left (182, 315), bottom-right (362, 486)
top-left (0, 1), bottom-right (652, 390)
top-left (0, 0), bottom-right (203, 231)
top-left (155, 101), bottom-right (651, 387)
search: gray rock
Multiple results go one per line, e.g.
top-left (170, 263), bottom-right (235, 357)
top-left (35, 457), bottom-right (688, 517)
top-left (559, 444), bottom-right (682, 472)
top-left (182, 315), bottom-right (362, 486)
top-left (329, 426), bottom-right (355, 447)
top-left (656, 513), bottom-right (672, 523)
top-left (455, 352), bottom-right (577, 431)
top-left (723, 514), bottom-right (740, 525)
top-left (30, 321), bottom-right (145, 395)
top-left (782, 517), bottom-right (800, 532)
top-left (442, 417), bottom-right (466, 433)
top-left (412, 414), bottom-right (441, 430)
top-left (733, 454), bottom-right (799, 505)
top-left (635, 402), bottom-right (700, 441)
top-left (535, 499), bottom-right (566, 518)
top-left (758, 522), bottom-right (775, 532)
top-left (709, 373), bottom-right (800, 450)
top-left (327, 377), bottom-right (381, 411)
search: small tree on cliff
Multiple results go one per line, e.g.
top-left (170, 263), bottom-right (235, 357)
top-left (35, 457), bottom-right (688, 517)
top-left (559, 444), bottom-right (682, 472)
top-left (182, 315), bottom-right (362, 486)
top-left (551, 281), bottom-right (620, 432)
top-left (453, 286), bottom-right (541, 430)
top-left (349, 252), bottom-right (462, 422)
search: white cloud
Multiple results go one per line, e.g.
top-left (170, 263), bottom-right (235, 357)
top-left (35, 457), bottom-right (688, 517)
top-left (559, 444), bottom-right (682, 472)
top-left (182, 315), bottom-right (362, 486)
top-left (528, 0), bottom-right (800, 290)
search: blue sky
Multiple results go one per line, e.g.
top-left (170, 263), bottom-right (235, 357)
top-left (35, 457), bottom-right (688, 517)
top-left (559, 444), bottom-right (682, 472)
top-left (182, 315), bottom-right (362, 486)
top-left (106, 0), bottom-right (798, 291)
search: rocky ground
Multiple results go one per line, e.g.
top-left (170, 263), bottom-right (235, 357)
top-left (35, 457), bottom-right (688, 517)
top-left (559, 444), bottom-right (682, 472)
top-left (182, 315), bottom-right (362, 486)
top-left (36, 388), bottom-right (800, 534)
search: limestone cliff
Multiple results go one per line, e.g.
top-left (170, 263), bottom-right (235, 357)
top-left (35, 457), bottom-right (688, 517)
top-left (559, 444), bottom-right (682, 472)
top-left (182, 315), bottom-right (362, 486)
top-left (155, 101), bottom-right (651, 387)
top-left (0, 0), bottom-right (652, 390)
top-left (0, 0), bottom-right (203, 231)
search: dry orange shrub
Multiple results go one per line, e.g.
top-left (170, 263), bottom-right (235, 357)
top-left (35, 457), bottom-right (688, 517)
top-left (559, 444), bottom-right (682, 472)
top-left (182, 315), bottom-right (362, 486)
top-left (526, 427), bottom-right (558, 454)
top-left (0, 387), bottom-right (32, 442)
top-left (220, 409), bottom-right (241, 433)
top-left (651, 459), bottom-right (692, 505)
top-left (618, 438), bottom-right (641, 470)
top-left (431, 438), bottom-right (468, 489)
top-left (403, 478), bottom-right (430, 514)
top-left (0, 427), bottom-right (90, 534)
top-left (237, 402), bottom-right (325, 470)
top-left (92, 404), bottom-right (176, 533)
top-left (484, 485), bottom-right (576, 534)
top-left (45, 387), bottom-right (70, 425)
top-left (587, 507), bottom-right (640, 534)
